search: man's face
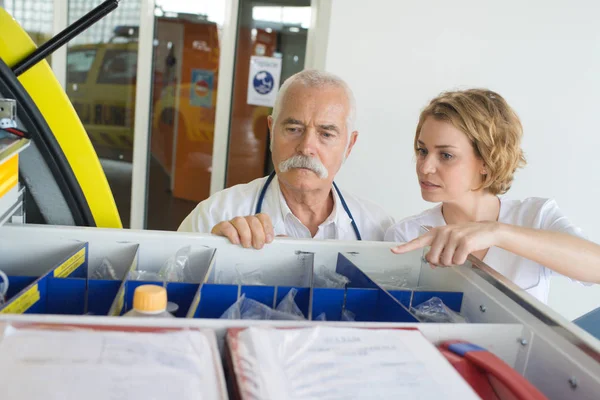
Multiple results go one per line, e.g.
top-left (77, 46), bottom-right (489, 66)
top-left (269, 84), bottom-right (358, 192)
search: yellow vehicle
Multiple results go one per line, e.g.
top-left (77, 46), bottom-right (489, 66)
top-left (66, 27), bottom-right (141, 162)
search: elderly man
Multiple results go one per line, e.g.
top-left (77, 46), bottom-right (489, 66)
top-left (178, 69), bottom-right (393, 248)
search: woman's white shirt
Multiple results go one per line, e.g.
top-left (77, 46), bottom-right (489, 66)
top-left (385, 197), bottom-right (590, 304)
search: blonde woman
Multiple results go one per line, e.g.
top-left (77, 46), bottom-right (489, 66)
top-left (386, 89), bottom-right (600, 303)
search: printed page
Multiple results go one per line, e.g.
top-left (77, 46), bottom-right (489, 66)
top-left (0, 326), bottom-right (226, 400)
top-left (235, 326), bottom-right (480, 400)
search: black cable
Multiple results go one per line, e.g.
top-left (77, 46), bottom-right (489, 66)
top-left (12, 0), bottom-right (120, 77)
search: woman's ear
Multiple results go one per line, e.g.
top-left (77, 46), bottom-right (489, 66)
top-left (480, 162), bottom-right (488, 175)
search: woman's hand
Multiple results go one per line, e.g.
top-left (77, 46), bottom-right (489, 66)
top-left (392, 221), bottom-right (600, 283)
top-left (391, 222), bottom-right (501, 266)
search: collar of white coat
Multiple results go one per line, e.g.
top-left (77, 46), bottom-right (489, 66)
top-left (268, 175), bottom-right (353, 234)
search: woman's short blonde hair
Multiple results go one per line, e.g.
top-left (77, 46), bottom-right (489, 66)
top-left (415, 88), bottom-right (526, 195)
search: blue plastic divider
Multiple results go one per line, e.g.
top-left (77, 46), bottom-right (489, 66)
top-left (46, 278), bottom-right (86, 315)
top-left (241, 285), bottom-right (275, 307)
top-left (88, 279), bottom-right (121, 315)
top-left (0, 242), bottom-right (89, 315)
top-left (335, 254), bottom-right (380, 290)
top-left (194, 284), bottom-right (238, 319)
top-left (377, 290), bottom-right (419, 322)
top-left (184, 253), bottom-right (464, 322)
top-left (345, 288), bottom-right (379, 321)
top-left (311, 287), bottom-right (419, 322)
top-left (0, 248), bottom-right (465, 323)
top-left (312, 288), bottom-right (345, 320)
top-left (334, 253), bottom-right (420, 322)
top-left (387, 290), bottom-right (413, 308)
top-left (189, 284), bottom-right (312, 319)
top-left (4, 276), bottom-right (37, 299)
top-left (165, 283), bottom-right (202, 318)
top-left (277, 286), bottom-right (311, 318)
top-left (335, 253), bottom-right (465, 321)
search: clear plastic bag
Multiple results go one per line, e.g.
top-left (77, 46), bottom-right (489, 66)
top-left (220, 295), bottom-right (255, 319)
top-left (219, 295), bottom-right (266, 320)
top-left (128, 246), bottom-right (192, 283)
top-left (234, 265), bottom-right (264, 285)
top-left (313, 265), bottom-right (349, 288)
top-left (213, 264), bottom-right (265, 285)
top-left (411, 297), bottom-right (468, 323)
top-left (220, 291), bottom-right (305, 321)
top-left (364, 269), bottom-right (411, 290)
top-left (158, 245), bottom-right (191, 282)
top-left (341, 308), bottom-right (356, 321)
top-left (315, 312), bottom-right (327, 321)
top-left (274, 288), bottom-right (304, 318)
top-left (91, 258), bottom-right (118, 280)
top-left (128, 270), bottom-right (162, 281)
top-left (313, 308), bottom-right (355, 322)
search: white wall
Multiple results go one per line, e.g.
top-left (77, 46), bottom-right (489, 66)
top-left (325, 0), bottom-right (600, 320)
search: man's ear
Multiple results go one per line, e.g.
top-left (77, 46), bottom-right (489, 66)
top-left (268, 116), bottom-right (275, 151)
top-left (345, 131), bottom-right (359, 159)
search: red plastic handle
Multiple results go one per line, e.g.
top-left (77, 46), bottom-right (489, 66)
top-left (440, 340), bottom-right (547, 400)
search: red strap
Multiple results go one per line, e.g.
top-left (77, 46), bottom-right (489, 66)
top-left (2, 127), bottom-right (28, 138)
top-left (440, 340), bottom-right (547, 400)
top-left (463, 351), bottom-right (547, 400)
top-left (440, 348), bottom-right (500, 400)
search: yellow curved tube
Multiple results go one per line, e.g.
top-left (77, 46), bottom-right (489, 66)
top-left (0, 8), bottom-right (122, 228)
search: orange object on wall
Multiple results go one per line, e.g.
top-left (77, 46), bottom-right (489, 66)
top-left (225, 28), bottom-right (277, 188)
top-left (151, 16), bottom-right (220, 202)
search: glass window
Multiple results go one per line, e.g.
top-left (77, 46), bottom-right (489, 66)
top-left (97, 49), bottom-right (138, 84)
top-left (145, 1), bottom-right (227, 231)
top-left (67, 49), bottom-right (97, 84)
top-left (66, 0), bottom-right (142, 228)
top-left (224, 1), bottom-right (312, 188)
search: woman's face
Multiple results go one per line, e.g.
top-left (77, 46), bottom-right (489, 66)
top-left (415, 117), bottom-right (486, 203)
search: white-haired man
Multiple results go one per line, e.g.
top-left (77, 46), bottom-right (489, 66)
top-left (178, 69), bottom-right (394, 248)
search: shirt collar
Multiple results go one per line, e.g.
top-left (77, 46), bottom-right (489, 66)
top-left (273, 176), bottom-right (352, 229)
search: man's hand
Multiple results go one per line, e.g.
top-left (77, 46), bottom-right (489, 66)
top-left (211, 213), bottom-right (275, 249)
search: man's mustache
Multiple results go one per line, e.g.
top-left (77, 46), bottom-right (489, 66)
top-left (278, 154), bottom-right (329, 179)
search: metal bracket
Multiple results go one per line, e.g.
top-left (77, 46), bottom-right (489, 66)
top-left (0, 99), bottom-right (17, 129)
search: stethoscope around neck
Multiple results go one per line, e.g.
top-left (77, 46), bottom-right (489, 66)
top-left (255, 171), bottom-right (362, 240)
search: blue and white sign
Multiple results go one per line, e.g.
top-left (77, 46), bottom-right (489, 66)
top-left (253, 71), bottom-right (275, 95)
top-left (190, 69), bottom-right (214, 108)
top-left (247, 56), bottom-right (282, 107)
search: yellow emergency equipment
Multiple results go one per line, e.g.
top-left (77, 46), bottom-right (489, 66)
top-left (0, 7), bottom-right (121, 228)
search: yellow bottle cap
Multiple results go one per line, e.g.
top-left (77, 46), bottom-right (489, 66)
top-left (133, 284), bottom-right (167, 313)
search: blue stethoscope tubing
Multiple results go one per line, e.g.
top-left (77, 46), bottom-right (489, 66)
top-left (255, 171), bottom-right (362, 240)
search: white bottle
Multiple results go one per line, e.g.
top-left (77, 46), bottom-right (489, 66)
top-left (123, 284), bottom-right (175, 318)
